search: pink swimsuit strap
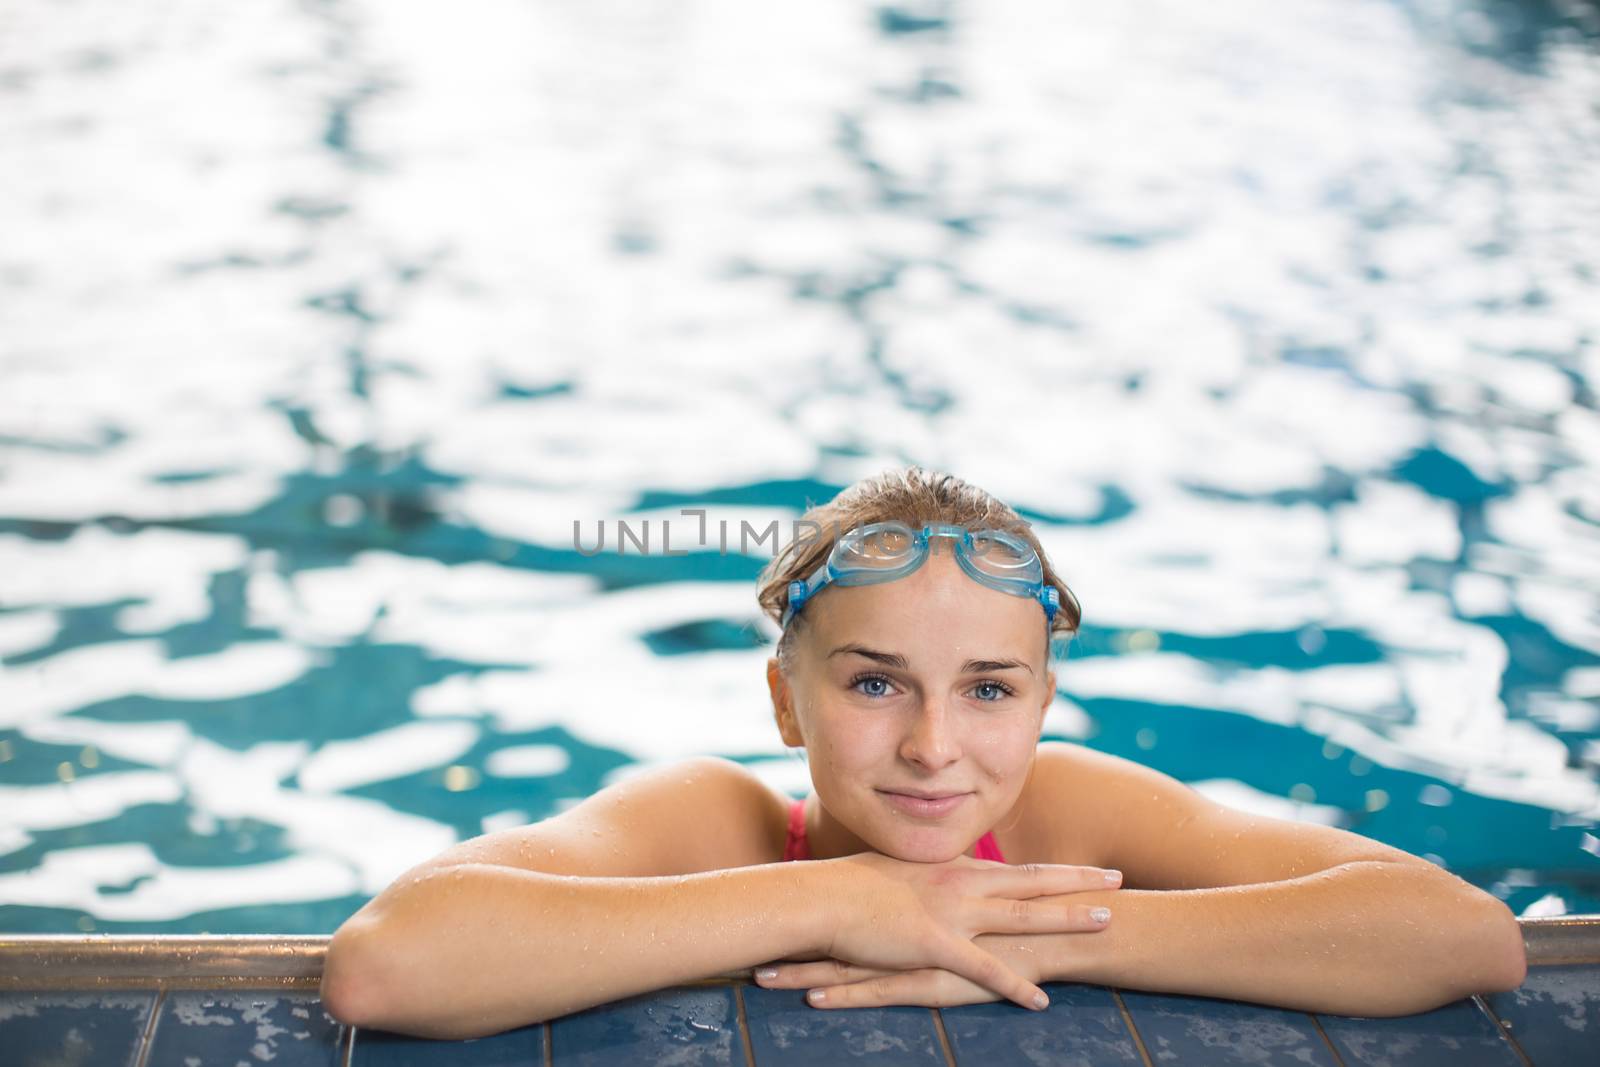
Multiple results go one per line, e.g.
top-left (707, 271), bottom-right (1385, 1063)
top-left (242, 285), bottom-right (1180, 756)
top-left (783, 796), bottom-right (811, 861)
top-left (783, 798), bottom-right (1006, 863)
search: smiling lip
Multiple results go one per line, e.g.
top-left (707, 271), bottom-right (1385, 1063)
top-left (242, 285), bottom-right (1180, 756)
top-left (878, 790), bottom-right (971, 817)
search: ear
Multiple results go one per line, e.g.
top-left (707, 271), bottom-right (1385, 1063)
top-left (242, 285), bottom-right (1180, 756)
top-left (767, 656), bottom-right (806, 748)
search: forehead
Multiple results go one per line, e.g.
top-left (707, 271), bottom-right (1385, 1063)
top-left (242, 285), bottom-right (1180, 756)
top-left (803, 548), bottom-right (1044, 657)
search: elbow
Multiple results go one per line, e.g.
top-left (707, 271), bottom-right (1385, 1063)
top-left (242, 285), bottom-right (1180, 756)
top-left (319, 916), bottom-right (552, 1041)
top-left (1450, 896), bottom-right (1527, 999)
top-left (320, 923), bottom-right (385, 1030)
top-left (1366, 892), bottom-right (1528, 1016)
top-left (1486, 902), bottom-right (1528, 993)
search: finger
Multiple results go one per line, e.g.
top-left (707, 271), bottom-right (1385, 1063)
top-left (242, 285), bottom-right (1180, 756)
top-left (930, 931), bottom-right (1049, 1012)
top-left (755, 959), bottom-right (887, 988)
top-left (980, 862), bottom-right (1122, 897)
top-left (971, 896), bottom-right (1113, 934)
top-left (808, 969), bottom-right (1003, 1011)
top-left (807, 970), bottom-right (939, 1010)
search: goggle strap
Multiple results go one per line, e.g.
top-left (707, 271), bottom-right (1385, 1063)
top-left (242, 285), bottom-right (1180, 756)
top-left (784, 575), bottom-right (819, 626)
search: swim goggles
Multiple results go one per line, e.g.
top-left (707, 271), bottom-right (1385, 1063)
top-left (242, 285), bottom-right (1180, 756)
top-left (781, 521), bottom-right (1062, 629)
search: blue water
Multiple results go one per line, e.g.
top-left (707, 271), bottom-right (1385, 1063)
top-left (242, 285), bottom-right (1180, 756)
top-left (1, 0), bottom-right (1598, 934)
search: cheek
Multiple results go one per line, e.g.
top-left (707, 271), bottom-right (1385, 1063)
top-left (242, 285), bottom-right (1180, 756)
top-left (811, 709), bottom-right (898, 766)
top-left (973, 728), bottom-right (1039, 774)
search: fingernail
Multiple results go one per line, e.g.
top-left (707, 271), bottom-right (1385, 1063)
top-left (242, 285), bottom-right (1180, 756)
top-left (755, 968), bottom-right (778, 981)
top-left (1103, 869), bottom-right (1122, 886)
top-left (808, 989), bottom-right (826, 1004)
top-left (1091, 907), bottom-right (1112, 923)
top-left (1033, 991), bottom-right (1049, 1010)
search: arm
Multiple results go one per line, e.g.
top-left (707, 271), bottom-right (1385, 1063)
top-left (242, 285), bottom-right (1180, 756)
top-left (764, 859), bottom-right (1524, 1016)
top-left (1000, 859), bottom-right (1527, 1017)
top-left (761, 746), bottom-right (1527, 1014)
top-left (321, 860), bottom-right (835, 1040)
top-left (1045, 747), bottom-right (1527, 1015)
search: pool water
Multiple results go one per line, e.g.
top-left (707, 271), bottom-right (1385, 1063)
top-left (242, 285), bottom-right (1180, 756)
top-left (1, 0), bottom-right (1598, 933)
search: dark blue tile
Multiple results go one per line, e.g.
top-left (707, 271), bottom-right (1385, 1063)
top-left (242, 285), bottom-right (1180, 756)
top-left (551, 985), bottom-right (739, 1066)
top-left (353, 1021), bottom-right (542, 1066)
top-left (0, 991), bottom-right (156, 1067)
top-left (941, 982), bottom-right (1142, 1066)
top-left (741, 984), bottom-right (944, 1065)
top-left (148, 991), bottom-right (345, 1066)
top-left (1121, 989), bottom-right (1339, 1066)
top-left (1484, 963), bottom-right (1600, 1067)
top-left (1318, 997), bottom-right (1522, 1066)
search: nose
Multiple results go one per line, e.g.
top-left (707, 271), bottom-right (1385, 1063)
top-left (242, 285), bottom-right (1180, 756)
top-left (900, 696), bottom-right (962, 771)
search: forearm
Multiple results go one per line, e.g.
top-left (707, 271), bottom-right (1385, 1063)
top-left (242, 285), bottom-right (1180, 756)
top-left (1000, 861), bottom-right (1528, 1017)
top-left (323, 861), bottom-right (833, 1039)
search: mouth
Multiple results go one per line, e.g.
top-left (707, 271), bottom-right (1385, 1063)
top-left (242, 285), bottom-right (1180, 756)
top-left (877, 789), bottom-right (972, 817)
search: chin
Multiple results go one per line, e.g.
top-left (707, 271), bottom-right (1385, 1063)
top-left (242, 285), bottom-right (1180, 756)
top-left (876, 834), bottom-right (970, 865)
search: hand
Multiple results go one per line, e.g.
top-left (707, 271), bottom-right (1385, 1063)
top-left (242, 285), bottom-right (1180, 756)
top-left (754, 932), bottom-right (1051, 1010)
top-left (813, 852), bottom-right (1118, 1011)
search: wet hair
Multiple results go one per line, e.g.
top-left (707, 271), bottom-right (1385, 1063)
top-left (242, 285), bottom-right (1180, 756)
top-left (756, 465), bottom-right (1082, 674)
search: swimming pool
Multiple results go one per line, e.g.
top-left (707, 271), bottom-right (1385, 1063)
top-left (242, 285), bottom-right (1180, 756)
top-left (1, 0), bottom-right (1597, 934)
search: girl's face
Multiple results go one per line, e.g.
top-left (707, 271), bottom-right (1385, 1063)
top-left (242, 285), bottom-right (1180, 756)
top-left (768, 547), bottom-right (1057, 862)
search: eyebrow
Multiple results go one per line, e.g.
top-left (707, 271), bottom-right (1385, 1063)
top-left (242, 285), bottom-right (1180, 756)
top-left (828, 643), bottom-right (1034, 677)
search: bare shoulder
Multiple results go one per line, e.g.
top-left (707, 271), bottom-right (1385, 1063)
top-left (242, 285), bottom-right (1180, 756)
top-left (1026, 741), bottom-right (1434, 889)
top-left (403, 756), bottom-right (790, 880)
top-left (1007, 741), bottom-right (1128, 867)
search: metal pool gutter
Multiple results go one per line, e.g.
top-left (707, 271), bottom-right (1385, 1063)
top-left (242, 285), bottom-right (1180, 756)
top-left (0, 934), bottom-right (330, 990)
top-left (2, 916), bottom-right (1597, 990)
top-left (1518, 914), bottom-right (1600, 964)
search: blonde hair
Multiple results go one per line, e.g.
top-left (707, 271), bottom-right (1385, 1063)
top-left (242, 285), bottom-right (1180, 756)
top-left (756, 466), bottom-right (1082, 672)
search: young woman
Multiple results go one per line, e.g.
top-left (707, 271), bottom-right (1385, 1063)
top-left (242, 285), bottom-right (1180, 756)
top-left (319, 467), bottom-right (1528, 1040)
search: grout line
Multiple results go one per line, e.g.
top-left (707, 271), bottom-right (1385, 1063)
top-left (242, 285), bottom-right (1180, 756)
top-left (1307, 1013), bottom-right (1349, 1067)
top-left (1471, 994), bottom-right (1536, 1067)
top-left (733, 983), bottom-right (757, 1067)
top-left (131, 987), bottom-right (166, 1067)
top-left (930, 1007), bottom-right (957, 1067)
top-left (1111, 989), bottom-right (1155, 1067)
top-left (544, 1017), bottom-right (553, 1067)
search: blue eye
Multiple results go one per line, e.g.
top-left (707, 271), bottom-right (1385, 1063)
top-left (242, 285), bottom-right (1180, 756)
top-left (850, 673), bottom-right (894, 698)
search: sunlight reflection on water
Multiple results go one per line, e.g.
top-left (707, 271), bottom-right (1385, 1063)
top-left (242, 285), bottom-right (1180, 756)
top-left (0, 0), bottom-right (1597, 931)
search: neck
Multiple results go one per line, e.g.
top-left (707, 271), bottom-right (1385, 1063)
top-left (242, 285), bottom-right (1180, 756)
top-left (803, 795), bottom-right (874, 860)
